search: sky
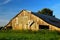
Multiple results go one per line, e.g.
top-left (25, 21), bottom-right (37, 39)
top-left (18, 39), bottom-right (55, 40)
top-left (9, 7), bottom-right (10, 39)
top-left (0, 0), bottom-right (60, 26)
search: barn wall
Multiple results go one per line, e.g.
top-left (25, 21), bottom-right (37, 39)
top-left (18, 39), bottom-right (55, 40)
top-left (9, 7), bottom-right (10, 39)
top-left (26, 12), bottom-right (60, 31)
top-left (11, 11), bottom-right (39, 30)
top-left (5, 10), bottom-right (60, 31)
top-left (35, 16), bottom-right (60, 31)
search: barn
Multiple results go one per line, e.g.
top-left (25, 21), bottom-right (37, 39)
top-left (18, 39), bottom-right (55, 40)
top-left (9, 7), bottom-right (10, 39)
top-left (4, 10), bottom-right (60, 31)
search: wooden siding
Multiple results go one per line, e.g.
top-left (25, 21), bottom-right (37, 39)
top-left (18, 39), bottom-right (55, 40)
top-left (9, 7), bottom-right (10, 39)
top-left (5, 10), bottom-right (60, 31)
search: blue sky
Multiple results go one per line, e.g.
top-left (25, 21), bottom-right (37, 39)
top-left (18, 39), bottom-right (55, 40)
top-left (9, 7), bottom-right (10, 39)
top-left (0, 0), bottom-right (60, 26)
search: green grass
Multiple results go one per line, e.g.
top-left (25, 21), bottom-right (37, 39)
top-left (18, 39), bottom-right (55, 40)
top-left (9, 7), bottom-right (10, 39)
top-left (0, 30), bottom-right (60, 40)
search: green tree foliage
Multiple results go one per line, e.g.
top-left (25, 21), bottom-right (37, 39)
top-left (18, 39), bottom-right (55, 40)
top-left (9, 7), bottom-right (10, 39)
top-left (38, 8), bottom-right (53, 16)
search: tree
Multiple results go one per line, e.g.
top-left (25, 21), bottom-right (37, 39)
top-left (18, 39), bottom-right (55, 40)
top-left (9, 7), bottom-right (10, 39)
top-left (38, 8), bottom-right (53, 16)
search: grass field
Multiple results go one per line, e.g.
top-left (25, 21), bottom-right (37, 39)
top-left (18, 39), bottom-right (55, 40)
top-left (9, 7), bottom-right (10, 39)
top-left (0, 30), bottom-right (60, 40)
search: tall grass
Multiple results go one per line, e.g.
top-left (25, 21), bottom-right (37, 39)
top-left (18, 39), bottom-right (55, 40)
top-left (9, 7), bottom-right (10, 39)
top-left (0, 30), bottom-right (60, 40)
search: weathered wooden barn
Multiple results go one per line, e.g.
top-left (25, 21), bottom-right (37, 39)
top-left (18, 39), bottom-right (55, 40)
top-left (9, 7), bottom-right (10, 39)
top-left (4, 10), bottom-right (60, 31)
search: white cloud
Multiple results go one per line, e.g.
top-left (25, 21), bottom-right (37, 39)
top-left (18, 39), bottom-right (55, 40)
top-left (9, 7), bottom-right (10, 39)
top-left (0, 0), bottom-right (11, 5)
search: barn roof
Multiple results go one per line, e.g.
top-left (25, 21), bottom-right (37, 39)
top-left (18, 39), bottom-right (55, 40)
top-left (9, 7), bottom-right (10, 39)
top-left (32, 12), bottom-right (60, 28)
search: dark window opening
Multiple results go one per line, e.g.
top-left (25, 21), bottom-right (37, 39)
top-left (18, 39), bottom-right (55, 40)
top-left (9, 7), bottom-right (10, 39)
top-left (39, 25), bottom-right (49, 29)
top-left (7, 26), bottom-right (12, 30)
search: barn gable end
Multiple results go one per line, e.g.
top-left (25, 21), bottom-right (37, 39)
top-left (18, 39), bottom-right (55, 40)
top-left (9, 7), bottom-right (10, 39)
top-left (4, 10), bottom-right (60, 31)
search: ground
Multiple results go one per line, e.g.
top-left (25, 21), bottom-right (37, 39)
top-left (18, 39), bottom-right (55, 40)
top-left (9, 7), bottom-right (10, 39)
top-left (0, 30), bottom-right (60, 40)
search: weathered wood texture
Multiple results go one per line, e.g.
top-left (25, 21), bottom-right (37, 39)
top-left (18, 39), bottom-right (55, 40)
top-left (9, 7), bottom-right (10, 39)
top-left (5, 10), bottom-right (60, 31)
